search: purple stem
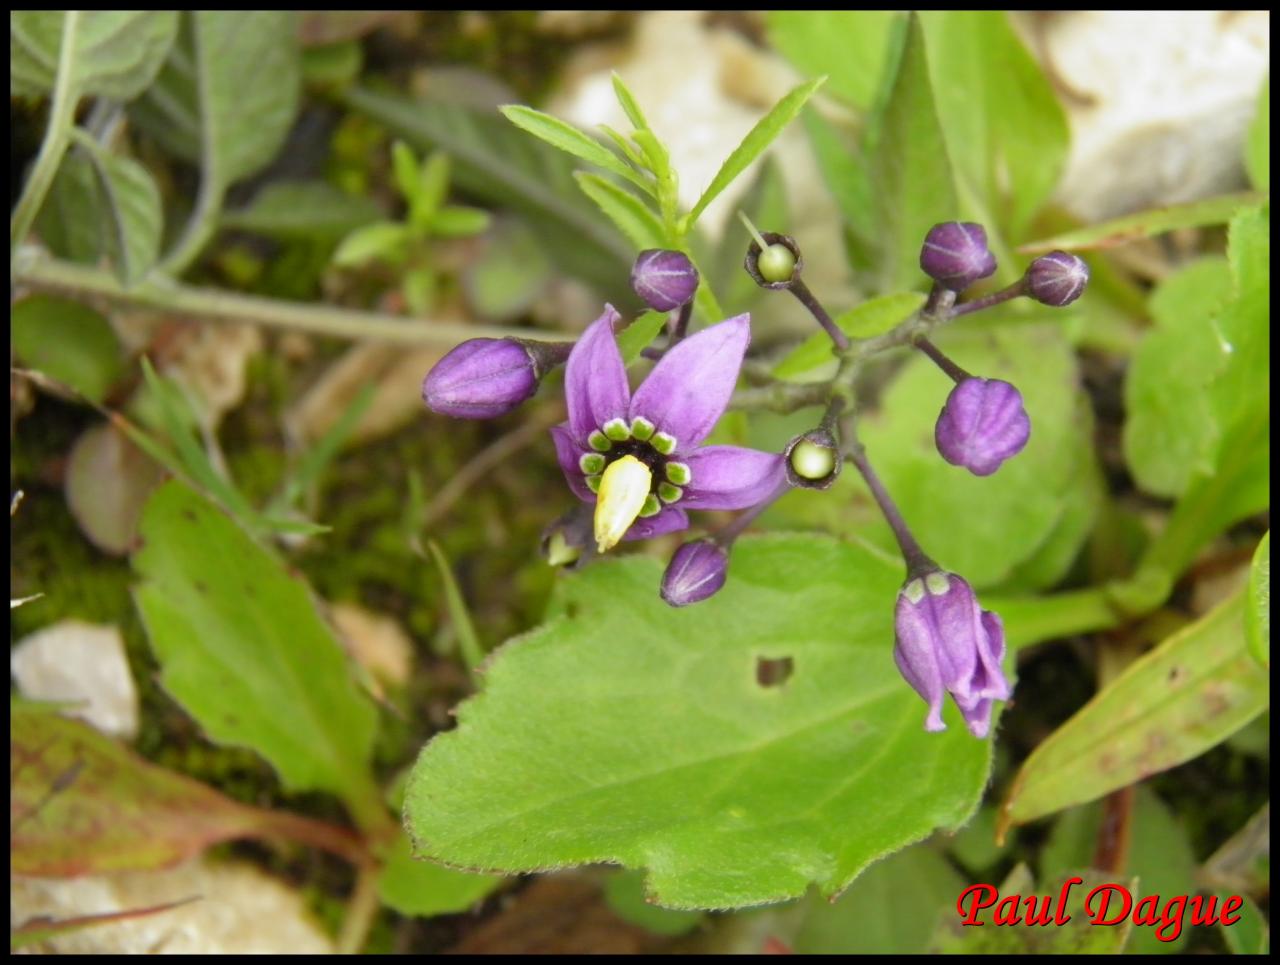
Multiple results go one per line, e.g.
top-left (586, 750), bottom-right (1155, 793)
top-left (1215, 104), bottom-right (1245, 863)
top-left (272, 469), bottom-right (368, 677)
top-left (847, 443), bottom-right (937, 579)
top-left (716, 480), bottom-right (793, 547)
top-left (949, 278), bottom-right (1029, 318)
top-left (913, 337), bottom-right (972, 384)
top-left (669, 301), bottom-right (693, 345)
top-left (789, 278), bottom-right (851, 352)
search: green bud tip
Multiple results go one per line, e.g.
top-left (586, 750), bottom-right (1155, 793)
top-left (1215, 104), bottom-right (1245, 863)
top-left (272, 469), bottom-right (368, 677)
top-left (789, 439), bottom-right (836, 480)
top-left (758, 244), bottom-right (797, 283)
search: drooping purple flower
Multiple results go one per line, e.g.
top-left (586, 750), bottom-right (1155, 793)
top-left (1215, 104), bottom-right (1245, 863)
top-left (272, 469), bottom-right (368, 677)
top-left (660, 539), bottom-right (729, 607)
top-left (551, 305), bottom-right (785, 552)
top-left (631, 249), bottom-right (699, 312)
top-left (422, 338), bottom-right (570, 419)
top-left (893, 571), bottom-right (1010, 738)
top-left (934, 378), bottom-right (1030, 477)
top-left (1026, 250), bottom-right (1089, 307)
top-left (920, 222), bottom-right (997, 292)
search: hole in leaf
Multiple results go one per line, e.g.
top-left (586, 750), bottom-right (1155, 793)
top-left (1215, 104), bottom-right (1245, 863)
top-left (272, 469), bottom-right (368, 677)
top-left (756, 656), bottom-right (793, 688)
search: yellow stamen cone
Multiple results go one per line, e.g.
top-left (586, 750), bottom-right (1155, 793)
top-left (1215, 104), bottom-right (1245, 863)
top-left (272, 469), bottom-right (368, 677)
top-left (593, 455), bottom-right (652, 553)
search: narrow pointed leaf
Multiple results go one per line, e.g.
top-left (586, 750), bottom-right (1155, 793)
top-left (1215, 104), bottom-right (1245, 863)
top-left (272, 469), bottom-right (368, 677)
top-left (1247, 531), bottom-right (1269, 668)
top-left (501, 105), bottom-right (648, 191)
top-left (574, 172), bottom-right (665, 250)
top-left (687, 76), bottom-right (825, 227)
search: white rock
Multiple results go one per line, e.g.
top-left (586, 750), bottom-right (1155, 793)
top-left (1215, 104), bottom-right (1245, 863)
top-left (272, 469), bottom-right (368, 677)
top-left (11, 620), bottom-right (139, 740)
top-left (11, 858), bottom-right (334, 954)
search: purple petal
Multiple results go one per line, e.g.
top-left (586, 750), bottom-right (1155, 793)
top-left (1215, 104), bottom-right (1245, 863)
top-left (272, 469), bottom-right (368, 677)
top-left (893, 595), bottom-right (948, 732)
top-left (969, 610), bottom-right (1011, 701)
top-left (958, 698), bottom-right (994, 739)
top-left (550, 423), bottom-right (594, 502)
top-left (630, 314), bottom-right (750, 450)
top-left (680, 446), bottom-right (787, 511)
top-left (922, 574), bottom-right (982, 697)
top-left (623, 506), bottom-right (689, 541)
top-left (565, 305), bottom-right (629, 443)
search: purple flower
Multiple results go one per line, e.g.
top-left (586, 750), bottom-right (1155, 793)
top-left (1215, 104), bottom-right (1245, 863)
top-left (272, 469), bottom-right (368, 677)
top-left (935, 378), bottom-right (1030, 477)
top-left (631, 249), bottom-right (699, 312)
top-left (552, 305), bottom-right (785, 552)
top-left (423, 338), bottom-right (570, 419)
top-left (920, 222), bottom-right (997, 292)
top-left (893, 571), bottom-right (1010, 738)
top-left (1026, 250), bottom-right (1089, 307)
top-left (660, 539), bottom-right (729, 607)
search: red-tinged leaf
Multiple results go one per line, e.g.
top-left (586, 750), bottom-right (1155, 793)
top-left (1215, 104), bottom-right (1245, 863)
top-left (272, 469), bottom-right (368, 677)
top-left (10, 704), bottom-right (366, 876)
top-left (10, 897), bottom-right (201, 950)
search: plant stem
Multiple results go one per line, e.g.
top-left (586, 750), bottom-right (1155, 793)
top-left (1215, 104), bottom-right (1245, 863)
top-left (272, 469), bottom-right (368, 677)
top-left (950, 278), bottom-right (1028, 318)
top-left (913, 337), bottom-right (972, 383)
top-left (10, 12), bottom-right (81, 276)
top-left (13, 250), bottom-right (574, 345)
top-left (845, 438), bottom-right (936, 578)
top-left (337, 863), bottom-right (382, 955)
top-left (258, 809), bottom-right (372, 868)
top-left (789, 278), bottom-right (850, 351)
top-left (669, 301), bottom-right (693, 344)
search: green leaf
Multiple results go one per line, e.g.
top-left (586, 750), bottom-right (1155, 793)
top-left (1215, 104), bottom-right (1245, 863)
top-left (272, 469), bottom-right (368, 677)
top-left (866, 13), bottom-right (958, 292)
top-left (129, 12), bottom-right (300, 184)
top-left (500, 104), bottom-right (649, 193)
top-left (921, 12), bottom-right (1068, 240)
top-left (412, 152), bottom-right (451, 230)
top-left (765, 12), bottom-right (901, 112)
top-left (405, 534), bottom-right (993, 909)
top-left (1019, 192), bottom-right (1263, 254)
top-left (615, 310), bottom-right (668, 364)
top-left (10, 295), bottom-right (122, 404)
top-left (132, 481), bottom-right (379, 815)
top-left (431, 205), bottom-right (491, 239)
top-left (343, 86), bottom-right (632, 296)
top-left (1221, 894), bottom-right (1270, 955)
top-left (802, 109), bottom-right (876, 271)
top-left (603, 870), bottom-right (704, 936)
top-left (1247, 532), bottom-right (1269, 668)
top-left (391, 140), bottom-right (421, 204)
top-left (72, 133), bottom-right (163, 286)
top-left (378, 830), bottom-right (503, 918)
top-left (574, 172), bottom-right (665, 250)
top-left (1123, 258), bottom-right (1234, 498)
top-left (300, 38), bottom-right (363, 90)
top-left (1246, 75), bottom-right (1268, 191)
top-left (772, 292), bottom-right (926, 383)
top-left (1000, 590), bottom-right (1269, 831)
top-left (611, 72), bottom-right (650, 131)
top-left (10, 702), bottom-right (267, 875)
top-left (10, 11), bottom-right (178, 101)
top-left (1040, 788), bottom-right (1199, 954)
top-left (686, 76), bottom-right (825, 228)
top-left (794, 843), bottom-right (963, 953)
top-left (36, 150), bottom-right (104, 263)
top-left (332, 221), bottom-right (413, 267)
top-left (219, 180), bottom-right (382, 242)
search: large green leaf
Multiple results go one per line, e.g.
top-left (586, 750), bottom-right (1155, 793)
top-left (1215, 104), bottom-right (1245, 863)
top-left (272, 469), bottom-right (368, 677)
top-left (405, 534), bottom-right (994, 909)
top-left (1000, 590), bottom-right (1269, 831)
top-left (1123, 257), bottom-right (1234, 498)
top-left (920, 12), bottom-right (1068, 240)
top-left (11, 703), bottom-right (267, 875)
top-left (129, 12), bottom-right (299, 183)
top-left (343, 85), bottom-right (632, 296)
top-left (377, 831), bottom-right (504, 918)
top-left (765, 12), bottom-right (901, 113)
top-left (10, 11), bottom-right (178, 100)
top-left (865, 13), bottom-right (958, 293)
top-left (72, 133), bottom-right (163, 286)
top-left (132, 481), bottom-right (380, 819)
top-left (801, 109), bottom-right (877, 276)
top-left (35, 149), bottom-right (104, 263)
top-left (684, 76), bottom-right (825, 228)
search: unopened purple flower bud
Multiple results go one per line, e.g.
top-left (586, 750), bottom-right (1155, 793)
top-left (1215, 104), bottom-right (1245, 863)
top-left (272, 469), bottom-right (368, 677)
top-left (893, 570), bottom-right (1010, 738)
top-left (1026, 250), bottom-right (1089, 307)
top-left (920, 222), bottom-right (997, 292)
top-left (660, 539), bottom-right (729, 608)
top-left (631, 249), bottom-right (699, 312)
top-left (935, 378), bottom-right (1030, 477)
top-left (423, 337), bottom-right (569, 419)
